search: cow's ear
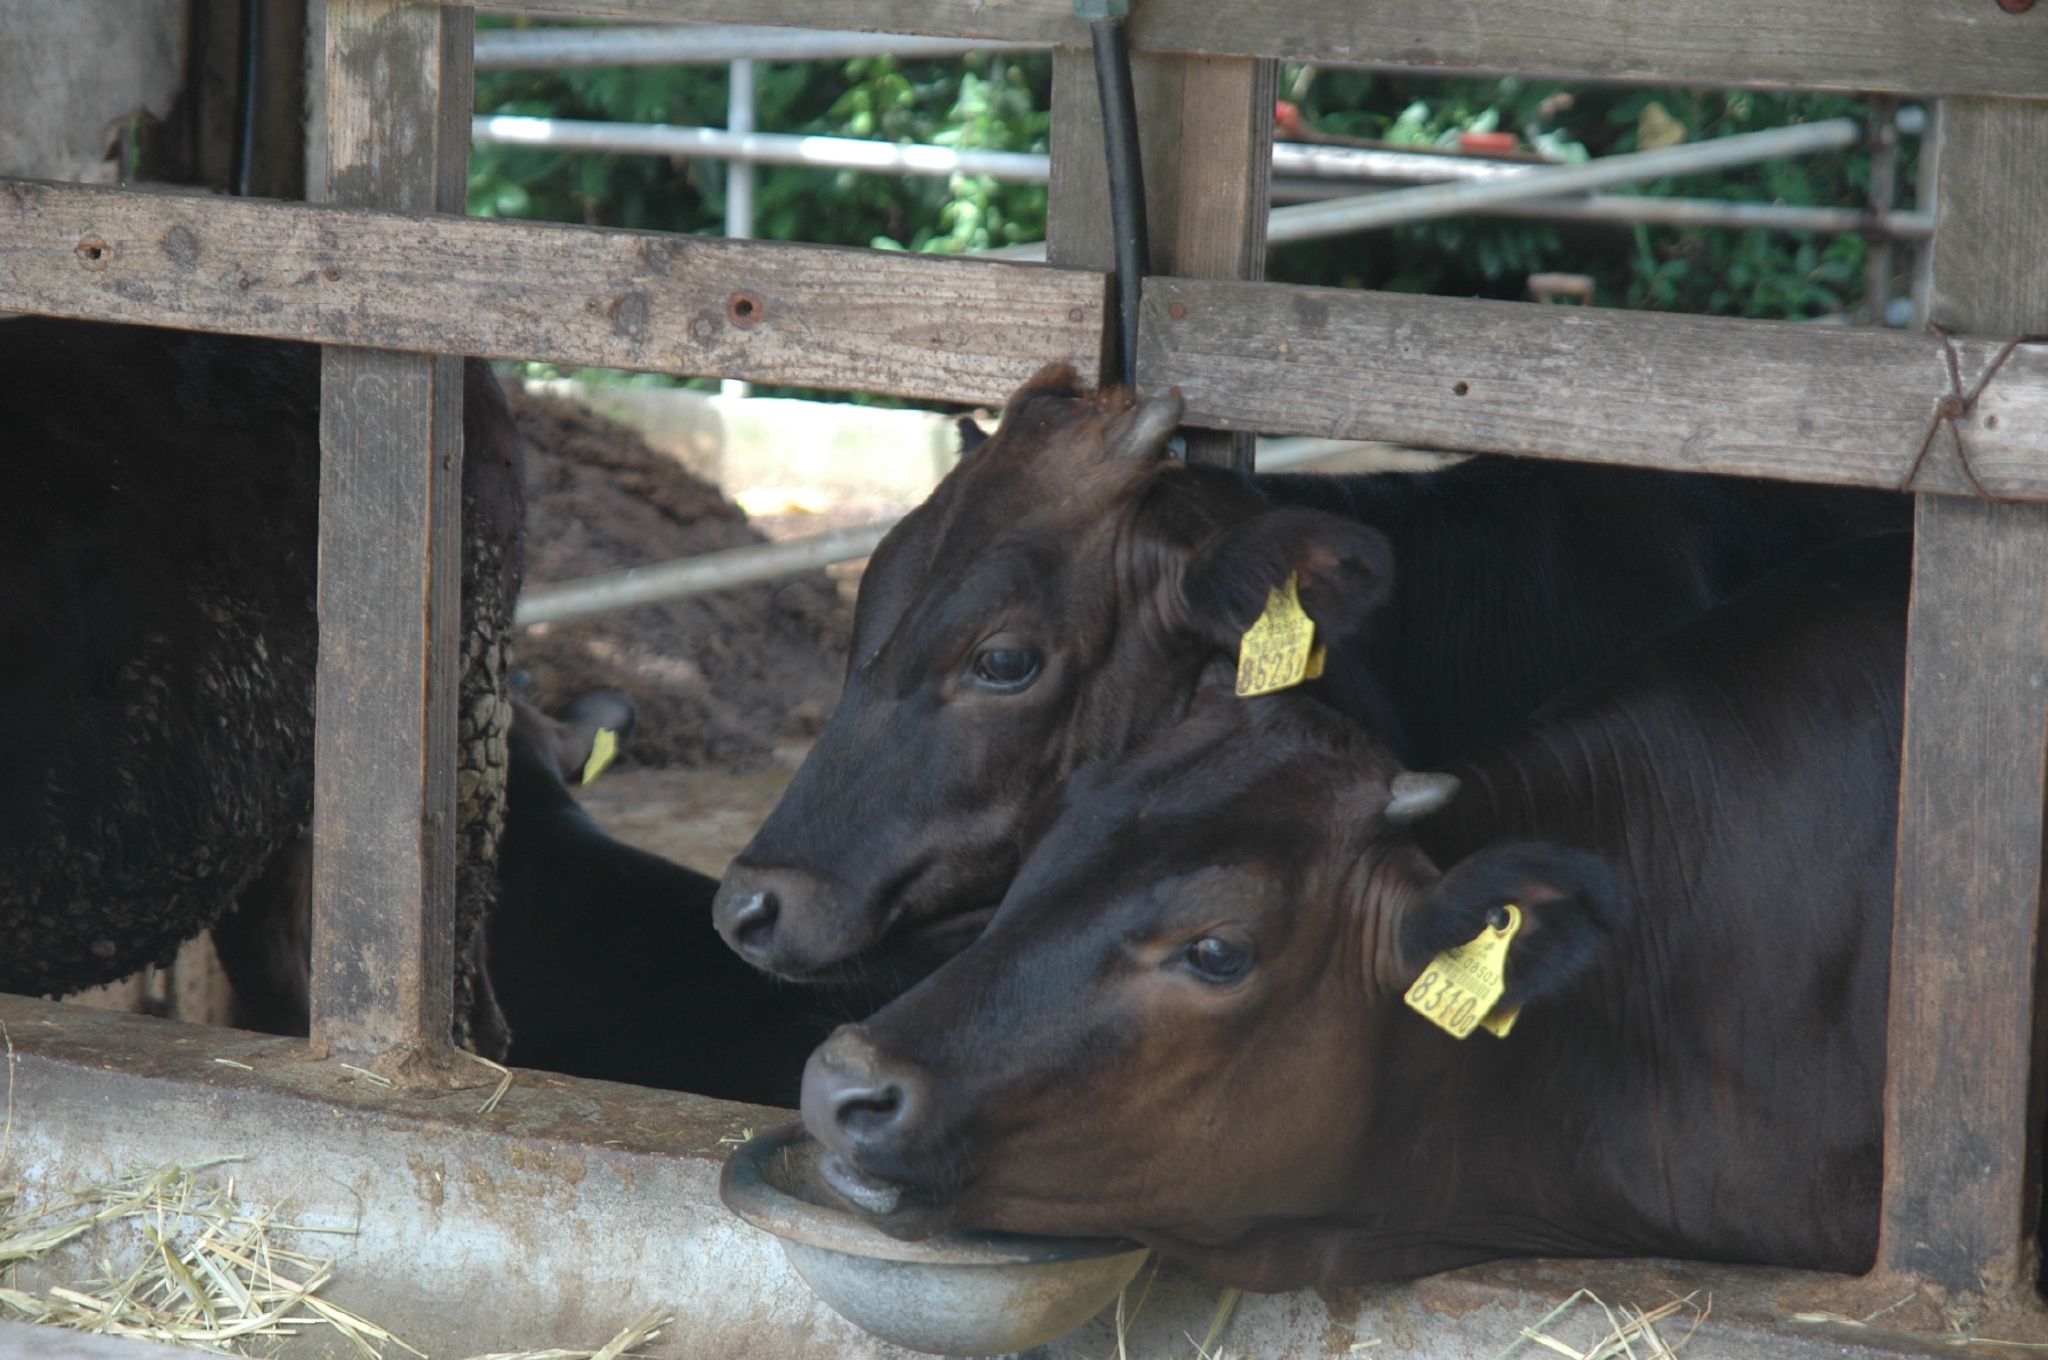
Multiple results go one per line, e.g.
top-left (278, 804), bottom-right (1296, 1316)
top-left (1401, 842), bottom-right (1628, 1007)
top-left (1178, 509), bottom-right (1394, 653)
top-left (956, 416), bottom-right (990, 455)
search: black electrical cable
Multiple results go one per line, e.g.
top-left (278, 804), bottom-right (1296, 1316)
top-left (230, 0), bottom-right (263, 198)
top-left (1087, 16), bottom-right (1147, 391)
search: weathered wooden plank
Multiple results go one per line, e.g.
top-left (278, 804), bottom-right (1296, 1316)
top-left (309, 0), bottom-right (471, 1057)
top-left (1047, 47), bottom-right (1272, 467)
top-left (1138, 277), bottom-right (2048, 500)
top-left (474, 0), bottom-right (2048, 99)
top-left (1878, 96), bottom-right (2048, 1300)
top-left (0, 177), bottom-right (1109, 407)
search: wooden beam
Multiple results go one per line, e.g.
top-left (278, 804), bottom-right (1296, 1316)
top-left (1879, 96), bottom-right (2048, 1300)
top-left (471, 0), bottom-right (2048, 99)
top-left (1047, 48), bottom-right (1273, 467)
top-left (1137, 277), bottom-right (2048, 500)
top-left (309, 0), bottom-right (472, 1058)
top-left (0, 178), bottom-right (1109, 408)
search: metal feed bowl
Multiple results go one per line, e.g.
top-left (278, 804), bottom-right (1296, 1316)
top-left (720, 1124), bottom-right (1150, 1357)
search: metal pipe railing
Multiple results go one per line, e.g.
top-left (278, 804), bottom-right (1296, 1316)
top-left (1264, 117), bottom-right (1864, 244)
top-left (512, 437), bottom-right (1389, 626)
top-left (474, 23), bottom-right (1039, 69)
top-left (475, 115), bottom-right (1917, 252)
top-left (472, 115), bottom-right (1051, 183)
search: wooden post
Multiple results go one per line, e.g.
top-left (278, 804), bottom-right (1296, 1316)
top-left (308, 0), bottom-right (472, 1057)
top-left (1047, 47), bottom-right (1274, 469)
top-left (1879, 95), bottom-right (2048, 1299)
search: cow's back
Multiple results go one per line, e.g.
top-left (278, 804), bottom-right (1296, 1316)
top-left (1415, 532), bottom-right (1907, 1271)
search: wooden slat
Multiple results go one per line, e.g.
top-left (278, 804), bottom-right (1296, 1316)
top-left (1879, 96), bottom-right (2048, 1299)
top-left (1047, 47), bottom-right (1273, 467)
top-left (0, 178), bottom-right (1108, 407)
top-left (309, 0), bottom-right (472, 1057)
top-left (473, 0), bottom-right (2048, 99)
top-left (1138, 276), bottom-right (2048, 500)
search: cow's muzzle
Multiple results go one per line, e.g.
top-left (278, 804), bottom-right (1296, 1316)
top-left (801, 1026), bottom-right (963, 1234)
top-left (713, 862), bottom-right (870, 979)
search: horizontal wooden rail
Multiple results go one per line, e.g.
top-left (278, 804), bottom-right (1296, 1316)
top-left (1139, 276), bottom-right (2048, 500)
top-left (472, 0), bottom-right (2048, 99)
top-left (0, 178), bottom-right (1107, 406)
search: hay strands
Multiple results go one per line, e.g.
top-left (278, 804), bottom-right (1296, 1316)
top-left (0, 1158), bottom-right (415, 1357)
top-left (1494, 1287), bottom-right (1709, 1360)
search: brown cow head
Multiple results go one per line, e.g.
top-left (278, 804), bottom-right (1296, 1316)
top-left (713, 366), bottom-right (1395, 982)
top-left (797, 690), bottom-right (1626, 1280)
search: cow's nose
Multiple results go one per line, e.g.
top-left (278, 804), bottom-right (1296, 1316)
top-left (713, 863), bottom-right (853, 977)
top-left (802, 1029), bottom-right (933, 1155)
top-left (726, 889), bottom-right (779, 956)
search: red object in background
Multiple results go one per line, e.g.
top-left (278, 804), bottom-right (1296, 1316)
top-left (1275, 100), bottom-right (1307, 139)
top-left (1459, 131), bottom-right (1522, 154)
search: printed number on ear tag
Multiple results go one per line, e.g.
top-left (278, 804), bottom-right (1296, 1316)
top-left (1403, 903), bottom-right (1523, 1040)
top-left (581, 727), bottom-right (620, 785)
top-left (1237, 573), bottom-right (1320, 697)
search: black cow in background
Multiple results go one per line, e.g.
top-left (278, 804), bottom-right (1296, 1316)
top-left (0, 316), bottom-right (522, 1051)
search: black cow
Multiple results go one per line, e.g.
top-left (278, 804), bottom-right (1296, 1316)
top-left (486, 694), bottom-right (868, 1105)
top-left (0, 317), bottom-right (523, 1051)
top-left (716, 363), bottom-right (1903, 985)
top-left (801, 534), bottom-right (1908, 1289)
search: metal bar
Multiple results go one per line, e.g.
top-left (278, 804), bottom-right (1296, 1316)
top-left (985, 198), bottom-right (1934, 261)
top-left (1267, 183), bottom-right (1934, 236)
top-left (1909, 103), bottom-right (1941, 328)
top-left (1264, 117), bottom-right (1865, 243)
top-left (471, 119), bottom-right (1555, 188)
top-left (517, 522), bottom-right (894, 626)
top-left (510, 434), bottom-right (1367, 626)
top-left (474, 22), bottom-right (1039, 68)
top-left (719, 57), bottom-right (755, 400)
top-left (472, 114), bottom-right (1050, 181)
top-left (1864, 96), bottom-right (1898, 325)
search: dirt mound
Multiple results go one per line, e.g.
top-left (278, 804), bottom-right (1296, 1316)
top-left (509, 387), bottom-right (850, 772)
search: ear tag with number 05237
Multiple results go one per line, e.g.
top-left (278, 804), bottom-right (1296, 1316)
top-left (1403, 903), bottom-right (1523, 1040)
top-left (1236, 573), bottom-right (1327, 696)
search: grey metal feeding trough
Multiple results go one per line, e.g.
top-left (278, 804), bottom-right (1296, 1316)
top-left (720, 1124), bottom-right (1150, 1357)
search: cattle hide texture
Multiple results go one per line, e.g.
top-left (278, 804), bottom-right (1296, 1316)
top-left (0, 318), bottom-right (524, 1057)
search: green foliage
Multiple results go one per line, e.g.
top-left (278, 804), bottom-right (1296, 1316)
top-left (1271, 72), bottom-right (1905, 320)
top-left (469, 23), bottom-right (1916, 398)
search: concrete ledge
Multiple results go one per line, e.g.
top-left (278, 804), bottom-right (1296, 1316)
top-left (0, 996), bottom-right (2029, 1359)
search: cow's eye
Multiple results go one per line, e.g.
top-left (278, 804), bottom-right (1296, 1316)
top-left (971, 646), bottom-right (1041, 691)
top-left (1185, 935), bottom-right (1252, 984)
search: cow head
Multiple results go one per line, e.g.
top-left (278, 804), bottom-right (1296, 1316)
top-left (714, 365), bottom-right (1395, 982)
top-left (797, 690), bottom-right (1627, 1272)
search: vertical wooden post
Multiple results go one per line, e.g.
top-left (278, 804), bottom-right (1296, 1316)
top-left (1879, 95), bottom-right (2048, 1299)
top-left (309, 0), bottom-right (472, 1057)
top-left (1047, 47), bottom-right (1274, 469)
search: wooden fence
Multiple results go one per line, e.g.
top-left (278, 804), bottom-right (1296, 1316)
top-left (2, 0), bottom-right (2045, 1324)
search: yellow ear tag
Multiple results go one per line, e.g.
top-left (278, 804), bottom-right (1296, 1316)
top-left (1403, 904), bottom-right (1523, 1040)
top-left (1236, 573), bottom-right (1319, 697)
top-left (580, 727), bottom-right (620, 785)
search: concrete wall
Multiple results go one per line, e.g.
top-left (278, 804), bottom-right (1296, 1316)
top-left (0, 1), bottom-right (187, 183)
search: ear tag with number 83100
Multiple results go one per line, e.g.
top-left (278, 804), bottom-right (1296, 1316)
top-left (1236, 573), bottom-right (1326, 696)
top-left (1403, 904), bottom-right (1523, 1040)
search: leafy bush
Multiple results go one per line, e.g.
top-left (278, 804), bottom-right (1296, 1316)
top-left (470, 23), bottom-right (1916, 398)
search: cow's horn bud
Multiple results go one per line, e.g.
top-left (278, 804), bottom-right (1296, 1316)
top-left (1386, 771), bottom-right (1460, 825)
top-left (1110, 392), bottom-right (1184, 461)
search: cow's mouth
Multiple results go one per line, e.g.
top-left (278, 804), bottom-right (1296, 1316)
top-left (817, 1151), bottom-right (954, 1241)
top-left (780, 904), bottom-right (1000, 992)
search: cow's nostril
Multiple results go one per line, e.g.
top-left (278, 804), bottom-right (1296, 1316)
top-left (729, 889), bottom-right (779, 953)
top-left (833, 1081), bottom-right (908, 1136)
